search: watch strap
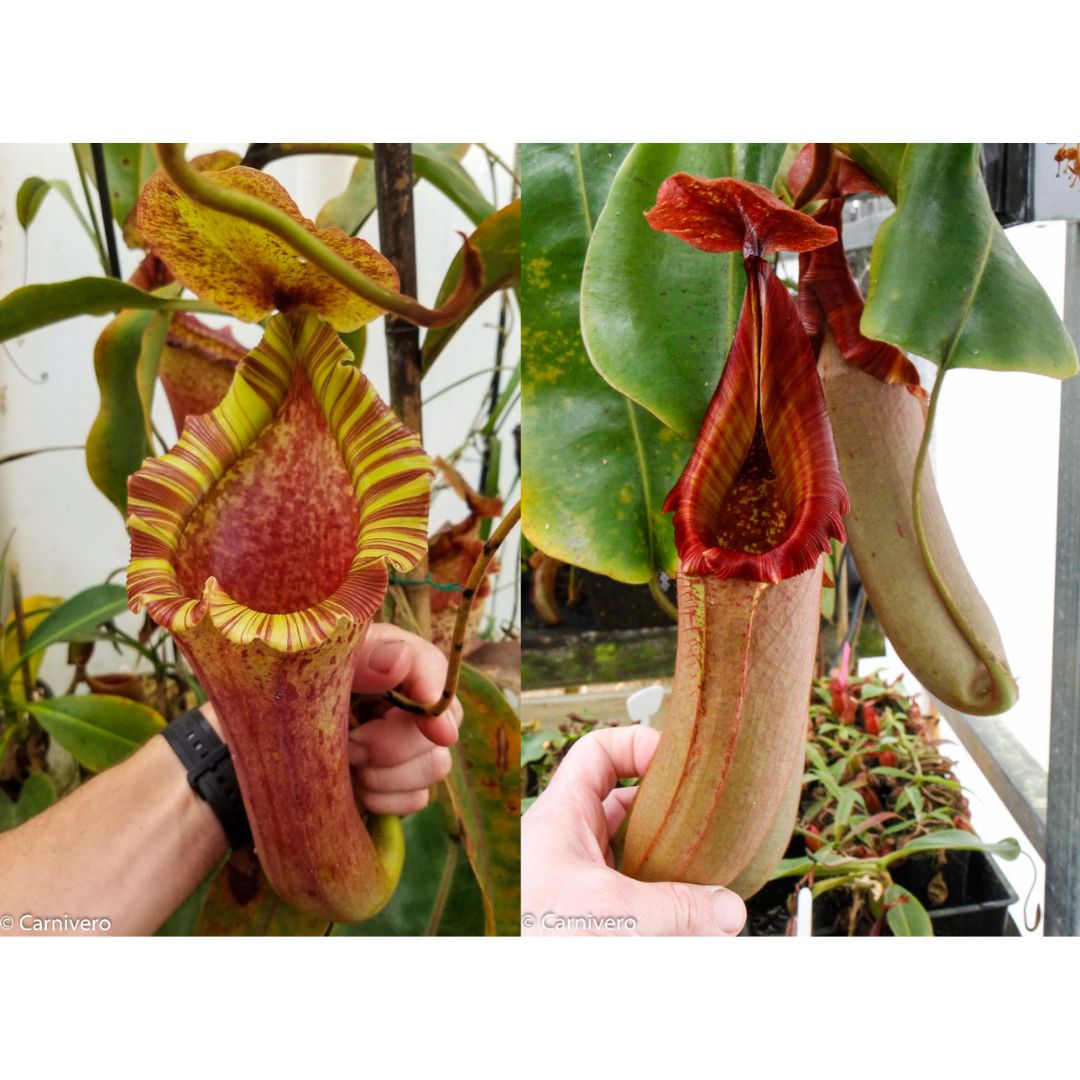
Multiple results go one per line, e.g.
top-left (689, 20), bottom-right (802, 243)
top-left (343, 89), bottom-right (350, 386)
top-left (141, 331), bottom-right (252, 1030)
top-left (163, 707), bottom-right (251, 850)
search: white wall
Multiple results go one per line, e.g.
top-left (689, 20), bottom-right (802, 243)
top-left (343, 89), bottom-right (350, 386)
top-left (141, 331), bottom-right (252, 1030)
top-left (0, 143), bottom-right (519, 691)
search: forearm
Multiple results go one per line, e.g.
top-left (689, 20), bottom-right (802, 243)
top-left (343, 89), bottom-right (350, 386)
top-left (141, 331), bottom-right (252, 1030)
top-left (0, 705), bottom-right (228, 936)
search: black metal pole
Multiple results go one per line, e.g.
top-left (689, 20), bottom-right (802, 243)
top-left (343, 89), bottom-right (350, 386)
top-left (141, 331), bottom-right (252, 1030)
top-left (90, 144), bottom-right (122, 279)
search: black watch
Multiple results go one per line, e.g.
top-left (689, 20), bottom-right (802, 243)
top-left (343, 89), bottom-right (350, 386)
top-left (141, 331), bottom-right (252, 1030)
top-left (162, 707), bottom-right (251, 850)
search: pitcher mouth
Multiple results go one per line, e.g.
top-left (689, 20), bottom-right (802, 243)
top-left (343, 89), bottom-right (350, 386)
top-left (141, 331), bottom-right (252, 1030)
top-left (647, 176), bottom-right (849, 583)
top-left (126, 310), bottom-right (433, 652)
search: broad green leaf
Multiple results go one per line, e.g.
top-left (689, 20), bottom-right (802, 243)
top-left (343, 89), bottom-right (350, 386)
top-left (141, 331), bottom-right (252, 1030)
top-left (317, 143), bottom-right (475, 234)
top-left (19, 583), bottom-right (129, 661)
top-left (422, 199), bottom-right (521, 372)
top-left (0, 772), bottom-right (58, 831)
top-left (863, 143), bottom-right (1078, 378)
top-left (16, 177), bottom-right (102, 257)
top-left (86, 309), bottom-right (160, 514)
top-left (0, 277), bottom-right (212, 345)
top-left (522, 143), bottom-right (688, 583)
top-left (444, 663), bottom-right (520, 936)
top-left (886, 829), bottom-right (1021, 864)
top-left (194, 849), bottom-right (330, 936)
top-left (332, 802), bottom-right (485, 936)
top-left (27, 693), bottom-right (165, 773)
top-left (885, 883), bottom-right (933, 936)
top-left (580, 143), bottom-right (788, 439)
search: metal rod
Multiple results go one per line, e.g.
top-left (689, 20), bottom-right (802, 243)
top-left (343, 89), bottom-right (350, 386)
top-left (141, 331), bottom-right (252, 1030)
top-left (1046, 220), bottom-right (1080, 935)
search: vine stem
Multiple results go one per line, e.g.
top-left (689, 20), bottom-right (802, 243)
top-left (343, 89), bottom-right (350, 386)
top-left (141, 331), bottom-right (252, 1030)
top-left (153, 144), bottom-right (482, 329)
top-left (911, 365), bottom-right (1007, 687)
top-left (387, 500), bottom-right (520, 716)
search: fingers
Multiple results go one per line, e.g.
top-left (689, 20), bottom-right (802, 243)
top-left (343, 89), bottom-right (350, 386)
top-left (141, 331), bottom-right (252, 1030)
top-left (615, 878), bottom-right (747, 937)
top-left (349, 704), bottom-right (461, 768)
top-left (360, 788), bottom-right (431, 816)
top-left (545, 725), bottom-right (661, 805)
top-left (353, 624), bottom-right (448, 706)
top-left (601, 785), bottom-right (638, 840)
top-left (352, 623), bottom-right (461, 747)
top-left (355, 746), bottom-right (452, 794)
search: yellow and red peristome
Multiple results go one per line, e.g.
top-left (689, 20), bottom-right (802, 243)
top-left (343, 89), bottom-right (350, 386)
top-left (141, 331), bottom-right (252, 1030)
top-left (126, 311), bottom-right (434, 921)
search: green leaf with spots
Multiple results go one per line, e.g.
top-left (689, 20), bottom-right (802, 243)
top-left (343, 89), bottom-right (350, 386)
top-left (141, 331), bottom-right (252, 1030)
top-left (444, 663), bottom-right (519, 936)
top-left (522, 143), bottom-right (689, 583)
top-left (332, 803), bottom-right (485, 936)
top-left (580, 143), bottom-right (788, 439)
top-left (862, 143), bottom-right (1078, 378)
top-left (27, 693), bottom-right (165, 773)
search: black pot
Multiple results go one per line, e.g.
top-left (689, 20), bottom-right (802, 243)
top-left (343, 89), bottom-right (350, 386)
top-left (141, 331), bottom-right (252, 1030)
top-left (745, 849), bottom-right (1019, 937)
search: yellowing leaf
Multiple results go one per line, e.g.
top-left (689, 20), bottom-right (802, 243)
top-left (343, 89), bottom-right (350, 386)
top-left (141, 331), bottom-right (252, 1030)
top-left (2, 595), bottom-right (61, 701)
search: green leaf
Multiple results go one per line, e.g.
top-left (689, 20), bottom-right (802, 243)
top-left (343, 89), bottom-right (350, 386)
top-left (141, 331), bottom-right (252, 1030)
top-left (16, 177), bottom-right (102, 258)
top-left (317, 144), bottom-right (480, 234)
top-left (86, 309), bottom-right (160, 514)
top-left (338, 326), bottom-right (366, 369)
top-left (885, 883), bottom-right (934, 936)
top-left (0, 277), bottom-right (212, 345)
top-left (194, 849), bottom-right (331, 936)
top-left (413, 144), bottom-right (494, 227)
top-left (20, 583), bottom-right (129, 661)
top-left (863, 143), bottom-right (1078, 379)
top-left (580, 143), bottom-right (788, 439)
top-left (521, 143), bottom-right (689, 583)
top-left (886, 829), bottom-right (1021, 864)
top-left (770, 855), bottom-right (816, 880)
top-left (444, 663), bottom-right (520, 936)
top-left (332, 802), bottom-right (485, 936)
top-left (27, 693), bottom-right (165, 773)
top-left (837, 143), bottom-right (907, 200)
top-left (521, 728), bottom-right (558, 765)
top-left (422, 199), bottom-right (521, 372)
top-left (73, 143), bottom-right (157, 244)
top-left (0, 772), bottom-right (58, 831)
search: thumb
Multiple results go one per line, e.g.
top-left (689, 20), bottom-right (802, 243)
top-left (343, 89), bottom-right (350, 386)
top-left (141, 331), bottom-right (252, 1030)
top-left (618, 878), bottom-right (747, 937)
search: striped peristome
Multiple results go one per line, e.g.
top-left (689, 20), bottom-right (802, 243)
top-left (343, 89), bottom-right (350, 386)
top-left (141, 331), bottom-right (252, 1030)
top-left (126, 309), bottom-right (433, 654)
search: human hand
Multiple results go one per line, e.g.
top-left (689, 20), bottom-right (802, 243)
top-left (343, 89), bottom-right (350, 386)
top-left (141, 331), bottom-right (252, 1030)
top-left (522, 725), bottom-right (747, 936)
top-left (346, 623), bottom-right (463, 816)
